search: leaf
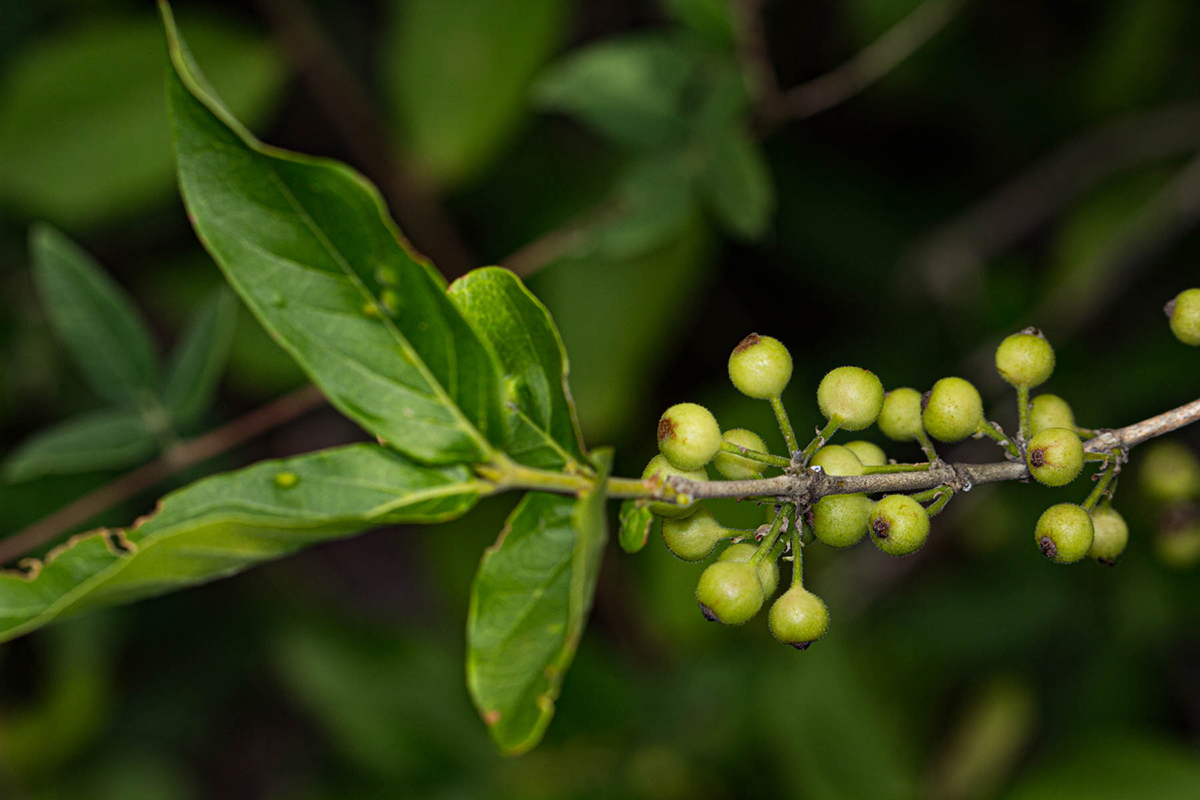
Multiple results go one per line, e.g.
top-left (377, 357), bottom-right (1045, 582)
top-left (162, 5), bottom-right (505, 465)
top-left (0, 444), bottom-right (485, 644)
top-left (466, 449), bottom-right (612, 755)
top-left (532, 35), bottom-right (698, 150)
top-left (29, 225), bottom-right (159, 408)
top-left (2, 409), bottom-right (157, 483)
top-left (162, 287), bottom-right (238, 427)
top-left (385, 0), bottom-right (570, 186)
top-left (448, 267), bottom-right (588, 471)
top-left (618, 498), bottom-right (654, 554)
top-left (586, 157), bottom-right (697, 260)
top-left (662, 0), bottom-right (736, 50)
top-left (696, 124), bottom-right (774, 239)
top-left (0, 13), bottom-right (285, 228)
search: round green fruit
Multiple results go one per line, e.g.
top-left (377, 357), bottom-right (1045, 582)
top-left (1026, 427), bottom-right (1084, 487)
top-left (877, 387), bottom-right (924, 442)
top-left (695, 560), bottom-right (765, 625)
top-left (1035, 503), bottom-right (1094, 564)
top-left (869, 494), bottom-right (930, 557)
top-left (728, 334), bottom-right (793, 399)
top-left (1155, 519), bottom-right (1200, 569)
top-left (662, 506), bottom-right (728, 562)
top-left (810, 445), bottom-right (865, 477)
top-left (719, 542), bottom-right (780, 597)
top-left (844, 440), bottom-right (887, 467)
top-left (642, 455), bottom-right (707, 519)
top-left (768, 586), bottom-right (830, 649)
top-left (713, 428), bottom-right (770, 480)
top-left (1139, 440), bottom-right (1200, 502)
top-left (657, 402), bottom-right (722, 470)
top-left (1030, 394), bottom-right (1076, 437)
top-left (811, 493), bottom-right (873, 548)
top-left (1167, 288), bottom-right (1200, 346)
top-left (995, 329), bottom-right (1055, 388)
top-left (1087, 507), bottom-right (1129, 565)
top-left (922, 377), bottom-right (984, 443)
top-left (817, 366), bottom-right (885, 431)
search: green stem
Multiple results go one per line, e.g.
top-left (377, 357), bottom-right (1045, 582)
top-left (1017, 385), bottom-right (1031, 445)
top-left (801, 418), bottom-right (841, 462)
top-left (770, 396), bottom-right (800, 454)
top-left (924, 487), bottom-right (955, 517)
top-left (720, 440), bottom-right (792, 468)
top-left (1082, 459), bottom-right (1119, 512)
top-left (863, 462), bottom-right (932, 474)
top-left (976, 420), bottom-right (1020, 460)
top-left (790, 527), bottom-right (804, 589)
top-left (750, 504), bottom-right (792, 566)
top-left (915, 428), bottom-right (939, 463)
top-left (1084, 451), bottom-right (1112, 463)
top-left (909, 486), bottom-right (947, 504)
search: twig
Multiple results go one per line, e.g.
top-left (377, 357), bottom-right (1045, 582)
top-left (0, 385), bottom-right (327, 565)
top-left (732, 0), bottom-right (779, 104)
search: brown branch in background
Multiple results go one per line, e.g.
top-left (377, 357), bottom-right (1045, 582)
top-left (756, 0), bottom-right (966, 128)
top-left (732, 0), bottom-right (779, 105)
top-left (0, 385), bottom-right (326, 566)
top-left (250, 0), bottom-right (476, 278)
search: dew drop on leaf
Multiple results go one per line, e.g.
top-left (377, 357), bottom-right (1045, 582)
top-left (380, 289), bottom-right (400, 315)
top-left (375, 265), bottom-right (399, 287)
top-left (274, 471), bottom-right (300, 490)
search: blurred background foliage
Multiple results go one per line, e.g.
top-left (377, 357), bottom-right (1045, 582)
top-left (1, 0), bottom-right (1199, 797)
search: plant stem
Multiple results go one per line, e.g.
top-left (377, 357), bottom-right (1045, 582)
top-left (770, 396), bottom-right (800, 454)
top-left (1082, 463), bottom-right (1118, 512)
top-left (924, 488), bottom-right (955, 516)
top-left (915, 428), bottom-right (940, 462)
top-left (750, 505), bottom-right (791, 566)
top-left (976, 420), bottom-right (1021, 460)
top-left (1016, 386), bottom-right (1031, 446)
top-left (863, 463), bottom-right (933, 474)
top-left (800, 418), bottom-right (841, 462)
top-left (790, 526), bottom-right (804, 589)
top-left (720, 441), bottom-right (792, 468)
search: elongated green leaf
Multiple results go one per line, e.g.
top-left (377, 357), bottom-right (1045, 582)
top-left (30, 225), bottom-right (159, 408)
top-left (162, 5), bottom-right (505, 465)
top-left (0, 444), bottom-right (484, 643)
top-left (618, 498), bottom-right (654, 554)
top-left (162, 288), bottom-right (238, 427)
top-left (467, 449), bottom-right (611, 755)
top-left (2, 409), bottom-right (157, 483)
top-left (449, 267), bottom-right (588, 471)
top-left (697, 124), bottom-right (774, 239)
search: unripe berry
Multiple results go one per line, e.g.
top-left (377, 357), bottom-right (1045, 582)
top-left (817, 366), bottom-right (885, 431)
top-left (1026, 427), bottom-right (1084, 487)
top-left (713, 428), bottom-right (769, 480)
top-left (1166, 288), bottom-right (1200, 346)
top-left (657, 402), bottom-right (722, 470)
top-left (662, 506), bottom-right (728, 562)
top-left (728, 334), bottom-right (792, 399)
top-left (1034, 503), bottom-right (1094, 564)
top-left (1155, 517), bottom-right (1200, 569)
top-left (810, 445), bottom-right (865, 477)
top-left (719, 542), bottom-right (780, 596)
top-left (695, 560), bottom-right (764, 625)
top-left (642, 455), bottom-right (707, 519)
top-left (811, 493), bottom-right (873, 548)
top-left (877, 387), bottom-right (924, 442)
top-left (768, 586), bottom-right (830, 649)
top-left (869, 494), bottom-right (930, 556)
top-left (1087, 507), bottom-right (1129, 565)
top-left (844, 440), bottom-right (887, 468)
top-left (1030, 394), bottom-right (1076, 437)
top-left (1139, 441), bottom-right (1200, 502)
top-left (922, 377), bottom-right (984, 443)
top-left (995, 329), bottom-right (1055, 388)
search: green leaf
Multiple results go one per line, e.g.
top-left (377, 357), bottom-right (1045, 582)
top-left (162, 5), bottom-right (505, 465)
top-left (586, 157), bottom-right (697, 259)
top-left (662, 0), bottom-right (736, 50)
top-left (697, 125), bottom-right (774, 239)
top-left (449, 267), bottom-right (588, 471)
top-left (2, 409), bottom-right (157, 483)
top-left (532, 35), bottom-right (698, 150)
top-left (618, 498), bottom-right (654, 554)
top-left (385, 0), bottom-right (569, 186)
top-left (0, 13), bottom-right (285, 228)
top-left (162, 288), bottom-right (238, 428)
top-left (0, 444), bottom-right (485, 644)
top-left (30, 225), bottom-right (159, 408)
top-left (466, 449), bottom-right (612, 755)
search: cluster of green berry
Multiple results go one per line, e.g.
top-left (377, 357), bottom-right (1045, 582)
top-left (1140, 441), bottom-right (1200, 567)
top-left (636, 285), bottom-right (1200, 647)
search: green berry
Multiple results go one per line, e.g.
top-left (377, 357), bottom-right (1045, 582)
top-left (1087, 507), bottom-right (1129, 565)
top-left (695, 560), bottom-right (765, 625)
top-left (1167, 288), bottom-right (1200, 346)
top-left (810, 445), bottom-right (865, 477)
top-left (662, 506), bottom-right (728, 562)
top-left (1030, 394), bottom-right (1076, 437)
top-left (811, 494), bottom-right (873, 548)
top-left (642, 455), bottom-right (707, 519)
top-left (869, 495), bottom-right (930, 557)
top-left (877, 387), bottom-right (924, 442)
top-left (1155, 517), bottom-right (1200, 569)
top-left (844, 440), bottom-right (887, 468)
top-left (713, 428), bottom-right (770, 480)
top-left (719, 542), bottom-right (780, 597)
top-left (657, 402), bottom-right (722, 470)
top-left (1139, 441), bottom-right (1200, 502)
top-left (1034, 503), bottom-right (1094, 564)
top-left (768, 586), bottom-right (830, 649)
top-left (1026, 427), bottom-right (1084, 487)
top-left (817, 366), bottom-right (885, 431)
top-left (921, 377), bottom-right (984, 443)
top-left (995, 329), bottom-right (1055, 388)
top-left (728, 334), bottom-right (792, 399)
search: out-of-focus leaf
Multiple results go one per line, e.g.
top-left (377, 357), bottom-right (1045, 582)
top-left (386, 0), bottom-right (569, 186)
top-left (1081, 0), bottom-right (1179, 116)
top-left (532, 36), bottom-right (698, 150)
top-left (0, 14), bottom-right (285, 228)
top-left (662, 0), bottom-right (736, 50)
top-left (162, 288), bottom-right (238, 428)
top-left (586, 156), bottom-right (697, 259)
top-left (2, 408), bottom-right (156, 483)
top-left (467, 450), bottom-right (611, 755)
top-left (697, 125), bottom-right (774, 239)
top-left (0, 444), bottom-right (486, 644)
top-left (618, 498), bottom-right (654, 553)
top-left (1001, 734), bottom-right (1200, 800)
top-left (449, 267), bottom-right (589, 471)
top-left (30, 225), bottom-right (159, 408)
top-left (163, 7), bottom-right (505, 465)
